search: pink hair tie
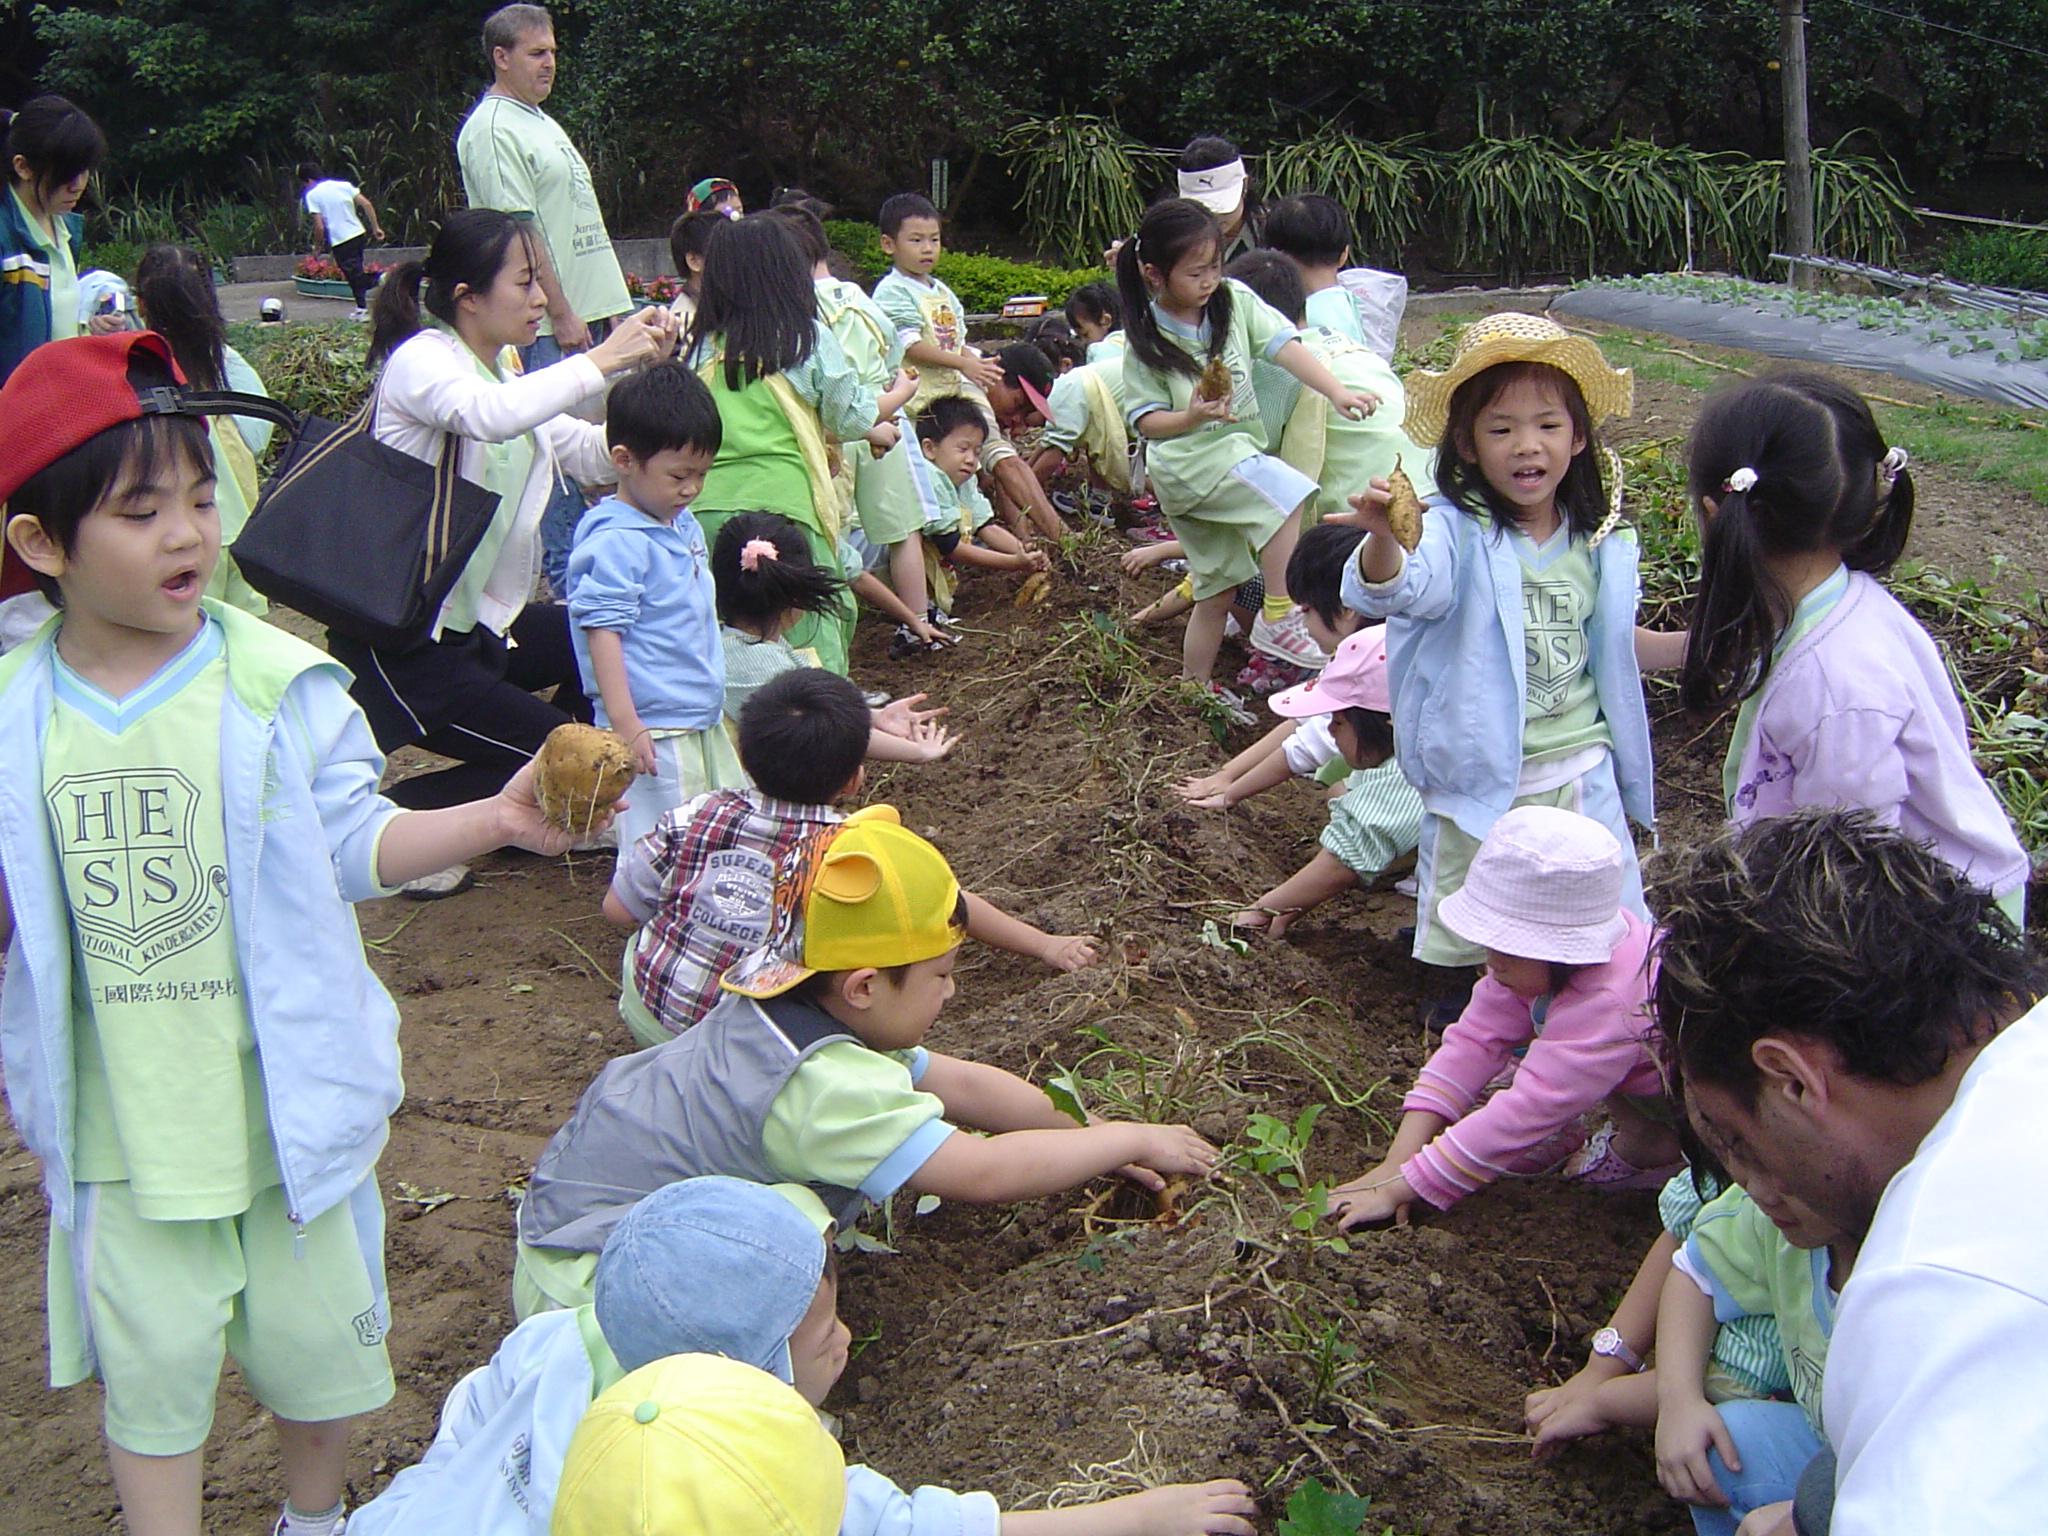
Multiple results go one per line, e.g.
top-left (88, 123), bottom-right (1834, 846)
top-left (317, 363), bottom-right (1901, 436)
top-left (739, 538), bottom-right (779, 572)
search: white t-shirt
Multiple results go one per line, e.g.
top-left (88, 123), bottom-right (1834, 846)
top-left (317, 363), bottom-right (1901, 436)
top-left (303, 180), bottom-right (365, 246)
top-left (1823, 997), bottom-right (2048, 1532)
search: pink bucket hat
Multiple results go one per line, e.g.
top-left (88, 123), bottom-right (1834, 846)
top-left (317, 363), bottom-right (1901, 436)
top-left (1437, 805), bottom-right (1630, 964)
top-left (1268, 625), bottom-right (1389, 718)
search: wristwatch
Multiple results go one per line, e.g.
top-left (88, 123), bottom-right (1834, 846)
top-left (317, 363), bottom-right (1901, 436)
top-left (1590, 1326), bottom-right (1646, 1373)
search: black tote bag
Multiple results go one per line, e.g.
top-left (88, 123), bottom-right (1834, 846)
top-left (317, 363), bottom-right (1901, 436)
top-left (230, 388), bottom-right (503, 650)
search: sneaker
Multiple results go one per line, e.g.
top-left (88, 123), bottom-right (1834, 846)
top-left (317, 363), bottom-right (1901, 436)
top-left (925, 605), bottom-right (961, 631)
top-left (1123, 522), bottom-right (1174, 545)
top-left (1562, 1122), bottom-right (1684, 1191)
top-left (889, 625), bottom-right (944, 660)
top-left (400, 864), bottom-right (473, 900)
top-left (348, 307), bottom-right (369, 322)
top-left (1235, 652), bottom-right (1312, 696)
top-left (273, 1507), bottom-right (348, 1536)
top-left (1249, 608), bottom-right (1331, 670)
top-left (1196, 681), bottom-right (1257, 728)
top-left (1050, 489), bottom-right (1084, 522)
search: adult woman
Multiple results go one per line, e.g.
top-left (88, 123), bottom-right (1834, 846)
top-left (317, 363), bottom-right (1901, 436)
top-left (1, 95), bottom-right (115, 383)
top-left (333, 208), bottom-right (672, 889)
top-left (684, 215), bottom-right (876, 673)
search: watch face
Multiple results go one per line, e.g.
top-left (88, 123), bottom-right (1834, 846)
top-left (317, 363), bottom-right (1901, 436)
top-left (1591, 1327), bottom-right (1622, 1355)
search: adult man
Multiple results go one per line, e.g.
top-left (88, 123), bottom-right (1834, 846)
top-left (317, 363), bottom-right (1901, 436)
top-left (1651, 808), bottom-right (2047, 1535)
top-left (457, 2), bottom-right (631, 589)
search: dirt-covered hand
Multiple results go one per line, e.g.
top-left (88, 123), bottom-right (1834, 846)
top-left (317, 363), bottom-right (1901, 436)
top-left (1127, 1124), bottom-right (1220, 1185)
top-left (1037, 934), bottom-right (1101, 972)
top-left (1174, 772), bottom-right (1229, 800)
top-left (1325, 1162), bottom-right (1415, 1230)
top-left (1525, 1369), bottom-right (1618, 1460)
top-left (1655, 1397), bottom-right (1735, 1507)
top-left (1102, 1479), bottom-right (1260, 1536)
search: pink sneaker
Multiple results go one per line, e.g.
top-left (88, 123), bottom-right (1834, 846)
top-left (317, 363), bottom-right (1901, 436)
top-left (1249, 608), bottom-right (1330, 670)
top-left (1562, 1122), bottom-right (1682, 1191)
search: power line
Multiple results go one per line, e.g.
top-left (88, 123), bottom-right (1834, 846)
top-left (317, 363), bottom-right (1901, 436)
top-left (1829, 0), bottom-right (2048, 62)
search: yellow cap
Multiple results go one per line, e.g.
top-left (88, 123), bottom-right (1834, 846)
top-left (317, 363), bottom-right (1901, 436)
top-left (721, 805), bottom-right (964, 998)
top-left (551, 1354), bottom-right (846, 1536)
top-left (1401, 311), bottom-right (1633, 448)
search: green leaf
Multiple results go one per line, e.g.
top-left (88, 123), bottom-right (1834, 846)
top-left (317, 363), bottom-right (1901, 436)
top-left (914, 1194), bottom-right (942, 1216)
top-left (1277, 1477), bottom-right (1373, 1536)
top-left (1043, 1071), bottom-right (1089, 1126)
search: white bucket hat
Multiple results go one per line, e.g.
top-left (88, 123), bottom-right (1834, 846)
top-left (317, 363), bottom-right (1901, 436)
top-left (1437, 805), bottom-right (1630, 964)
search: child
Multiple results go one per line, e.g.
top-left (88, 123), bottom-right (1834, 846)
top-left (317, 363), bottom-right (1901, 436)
top-left (1224, 249), bottom-right (1433, 528)
top-left (131, 242), bottom-right (279, 616)
top-left (1339, 313), bottom-right (1654, 970)
top-left (686, 214), bottom-right (876, 675)
top-left (711, 511), bottom-right (958, 761)
top-left (1032, 336), bottom-right (1134, 502)
top-left (1065, 280), bottom-right (1125, 362)
top-left (872, 192), bottom-right (1003, 412)
top-left (0, 332), bottom-right (611, 1536)
top-left (1523, 1167), bottom-right (1792, 1462)
top-left (297, 158), bottom-right (386, 319)
top-left (554, 1355), bottom-right (846, 1536)
top-left (566, 361), bottom-right (739, 853)
top-left (1682, 372), bottom-right (2029, 924)
top-left (915, 396), bottom-right (1050, 619)
top-left (1656, 1186), bottom-right (1855, 1536)
top-left (1260, 194), bottom-right (1365, 347)
top-left (514, 807), bottom-right (1212, 1314)
top-left (1226, 626), bottom-right (1425, 940)
top-left (665, 208), bottom-right (725, 333)
top-left (604, 666), bottom-right (1098, 1046)
top-left (1326, 806), bottom-right (1678, 1230)
top-left (1115, 197), bottom-right (1379, 684)
top-left (355, 1178), bottom-right (1253, 1536)
top-left (686, 175), bottom-right (744, 216)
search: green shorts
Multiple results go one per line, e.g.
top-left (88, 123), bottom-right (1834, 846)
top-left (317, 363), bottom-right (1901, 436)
top-left (1165, 454), bottom-right (1315, 601)
top-left (513, 1232), bottom-right (599, 1321)
top-left (47, 1178), bottom-right (394, 1456)
top-left (854, 436), bottom-right (933, 548)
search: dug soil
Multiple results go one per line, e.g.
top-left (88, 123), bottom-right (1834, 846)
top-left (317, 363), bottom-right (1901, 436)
top-left (0, 318), bottom-right (2037, 1536)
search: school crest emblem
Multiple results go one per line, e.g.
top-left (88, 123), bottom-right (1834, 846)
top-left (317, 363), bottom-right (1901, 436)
top-left (47, 768), bottom-right (227, 973)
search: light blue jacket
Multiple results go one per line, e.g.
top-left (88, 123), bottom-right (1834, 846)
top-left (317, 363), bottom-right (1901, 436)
top-left (0, 602), bottom-right (404, 1232)
top-left (1340, 496), bottom-right (1655, 840)
top-left (565, 494), bottom-right (725, 732)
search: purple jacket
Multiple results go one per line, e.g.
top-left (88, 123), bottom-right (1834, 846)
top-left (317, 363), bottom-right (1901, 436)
top-left (1729, 572), bottom-right (2028, 899)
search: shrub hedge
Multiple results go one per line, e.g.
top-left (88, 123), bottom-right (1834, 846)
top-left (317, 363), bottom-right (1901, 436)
top-left (825, 220), bottom-right (1108, 310)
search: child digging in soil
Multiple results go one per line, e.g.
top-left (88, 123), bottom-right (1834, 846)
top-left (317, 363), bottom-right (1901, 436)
top-left (1326, 806), bottom-right (1679, 1231)
top-left (515, 808), bottom-right (1206, 1315)
top-left (913, 397), bottom-right (1050, 630)
top-left (0, 333), bottom-right (619, 1536)
top-left (357, 1177), bottom-right (1259, 1536)
top-left (1227, 626), bottom-right (1424, 939)
top-left (606, 666), bottom-right (1099, 1048)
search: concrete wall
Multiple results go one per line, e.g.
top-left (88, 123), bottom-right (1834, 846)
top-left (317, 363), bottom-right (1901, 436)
top-left (232, 235), bottom-right (679, 284)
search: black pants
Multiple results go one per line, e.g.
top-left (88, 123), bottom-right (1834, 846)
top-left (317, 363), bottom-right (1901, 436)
top-left (332, 233), bottom-right (375, 308)
top-left (328, 603), bottom-right (591, 809)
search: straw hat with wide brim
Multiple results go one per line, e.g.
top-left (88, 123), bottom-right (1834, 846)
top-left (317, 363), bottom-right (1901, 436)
top-left (1403, 313), bottom-right (1633, 448)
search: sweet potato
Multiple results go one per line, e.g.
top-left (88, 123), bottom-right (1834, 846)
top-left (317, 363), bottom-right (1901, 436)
top-left (1386, 453), bottom-right (1425, 552)
top-left (533, 723), bottom-right (636, 835)
top-left (1196, 354), bottom-right (1233, 403)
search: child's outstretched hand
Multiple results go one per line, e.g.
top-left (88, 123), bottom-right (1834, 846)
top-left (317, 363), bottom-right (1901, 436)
top-left (1329, 386), bottom-right (1381, 420)
top-left (902, 717), bottom-right (960, 763)
top-left (1090, 1480), bottom-right (1259, 1536)
top-left (1122, 542), bottom-right (1177, 575)
top-left (1330, 477), bottom-right (1395, 536)
top-left (495, 757), bottom-right (622, 857)
top-left (1525, 1368), bottom-right (1621, 1460)
top-left (1036, 933), bottom-right (1101, 972)
top-left (874, 691), bottom-right (946, 738)
top-left (963, 352), bottom-right (1006, 393)
top-left (1324, 1159), bottom-right (1416, 1230)
top-left (1021, 546), bottom-right (1053, 573)
top-left (1116, 1124), bottom-right (1221, 1192)
top-left (1655, 1397), bottom-right (1736, 1509)
top-left (1229, 904), bottom-right (1299, 939)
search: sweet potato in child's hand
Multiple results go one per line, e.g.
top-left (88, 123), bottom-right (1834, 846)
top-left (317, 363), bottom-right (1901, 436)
top-left (1195, 354), bottom-right (1233, 403)
top-left (533, 723), bottom-right (636, 834)
top-left (1386, 453), bottom-right (1425, 552)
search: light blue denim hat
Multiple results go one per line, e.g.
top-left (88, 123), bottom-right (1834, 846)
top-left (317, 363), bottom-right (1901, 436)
top-left (594, 1176), bottom-right (832, 1383)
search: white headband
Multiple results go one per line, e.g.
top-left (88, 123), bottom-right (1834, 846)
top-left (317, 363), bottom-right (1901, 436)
top-left (1178, 158), bottom-right (1247, 215)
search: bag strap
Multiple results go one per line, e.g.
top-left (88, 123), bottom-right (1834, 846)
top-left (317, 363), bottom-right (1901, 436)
top-left (137, 386), bottom-right (300, 434)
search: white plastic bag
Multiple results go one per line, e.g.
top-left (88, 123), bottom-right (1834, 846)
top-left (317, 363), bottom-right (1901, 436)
top-left (1335, 267), bottom-right (1408, 361)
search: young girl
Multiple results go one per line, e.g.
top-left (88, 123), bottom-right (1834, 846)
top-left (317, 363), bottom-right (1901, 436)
top-left (685, 215), bottom-right (878, 674)
top-left (1064, 280), bottom-right (1124, 362)
top-left (1115, 197), bottom-right (1378, 685)
top-left (711, 512), bottom-right (956, 766)
top-left (1327, 806), bottom-right (1678, 1229)
top-left (1339, 313), bottom-right (1655, 971)
top-left (132, 244), bottom-right (278, 616)
top-left (0, 96), bottom-right (112, 385)
top-left (1683, 372), bottom-right (2030, 923)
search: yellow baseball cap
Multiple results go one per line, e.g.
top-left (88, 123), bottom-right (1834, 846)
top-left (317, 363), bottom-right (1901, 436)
top-left (551, 1354), bottom-right (846, 1536)
top-left (721, 805), bottom-right (965, 998)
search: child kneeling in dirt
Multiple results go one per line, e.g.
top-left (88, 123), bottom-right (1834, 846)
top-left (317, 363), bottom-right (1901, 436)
top-left (0, 335), bottom-right (610, 1536)
top-left (911, 396), bottom-right (1048, 633)
top-left (1226, 626), bottom-right (1423, 939)
top-left (517, 809), bottom-right (1214, 1315)
top-left (605, 666), bottom-right (1098, 1048)
top-left (355, 1176), bottom-right (1258, 1536)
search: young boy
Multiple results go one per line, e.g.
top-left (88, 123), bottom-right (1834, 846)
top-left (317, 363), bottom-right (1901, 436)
top-left (1260, 194), bottom-right (1366, 347)
top-left (356, 1177), bottom-right (1257, 1536)
top-left (872, 192), bottom-right (1002, 414)
top-left (606, 667), bottom-right (1099, 1048)
top-left (297, 159), bottom-right (386, 319)
top-left (909, 397), bottom-right (1048, 643)
top-left (565, 361), bottom-right (739, 855)
top-left (0, 332), bottom-right (607, 1536)
top-left (515, 806), bottom-right (1214, 1314)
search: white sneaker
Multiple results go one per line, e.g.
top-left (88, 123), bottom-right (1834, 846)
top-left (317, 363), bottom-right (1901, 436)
top-left (400, 864), bottom-right (473, 900)
top-left (349, 306), bottom-right (369, 322)
top-left (1249, 608), bottom-right (1330, 670)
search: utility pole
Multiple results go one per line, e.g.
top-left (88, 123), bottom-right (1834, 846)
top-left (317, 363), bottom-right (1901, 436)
top-left (1781, 0), bottom-right (1814, 288)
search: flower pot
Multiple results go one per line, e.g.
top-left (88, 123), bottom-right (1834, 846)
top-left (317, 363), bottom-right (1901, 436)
top-left (294, 276), bottom-right (355, 299)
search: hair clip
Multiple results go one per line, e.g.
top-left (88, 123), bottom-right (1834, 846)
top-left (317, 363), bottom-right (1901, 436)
top-left (1723, 467), bottom-right (1759, 494)
top-left (738, 538), bottom-right (779, 572)
top-left (1880, 446), bottom-right (1910, 484)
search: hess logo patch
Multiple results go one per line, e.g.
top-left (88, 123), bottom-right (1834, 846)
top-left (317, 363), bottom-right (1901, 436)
top-left (47, 769), bottom-right (227, 974)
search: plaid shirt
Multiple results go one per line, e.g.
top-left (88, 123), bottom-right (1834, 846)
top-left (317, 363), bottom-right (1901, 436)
top-left (613, 789), bottom-right (842, 1037)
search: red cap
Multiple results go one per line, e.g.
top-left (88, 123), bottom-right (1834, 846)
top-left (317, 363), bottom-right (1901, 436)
top-left (0, 332), bottom-right (191, 599)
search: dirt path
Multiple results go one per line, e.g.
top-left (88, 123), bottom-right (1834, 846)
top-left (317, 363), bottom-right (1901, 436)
top-left (0, 314), bottom-right (2039, 1535)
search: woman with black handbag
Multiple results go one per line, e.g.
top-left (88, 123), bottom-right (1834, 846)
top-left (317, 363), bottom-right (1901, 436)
top-left (330, 209), bottom-right (674, 892)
